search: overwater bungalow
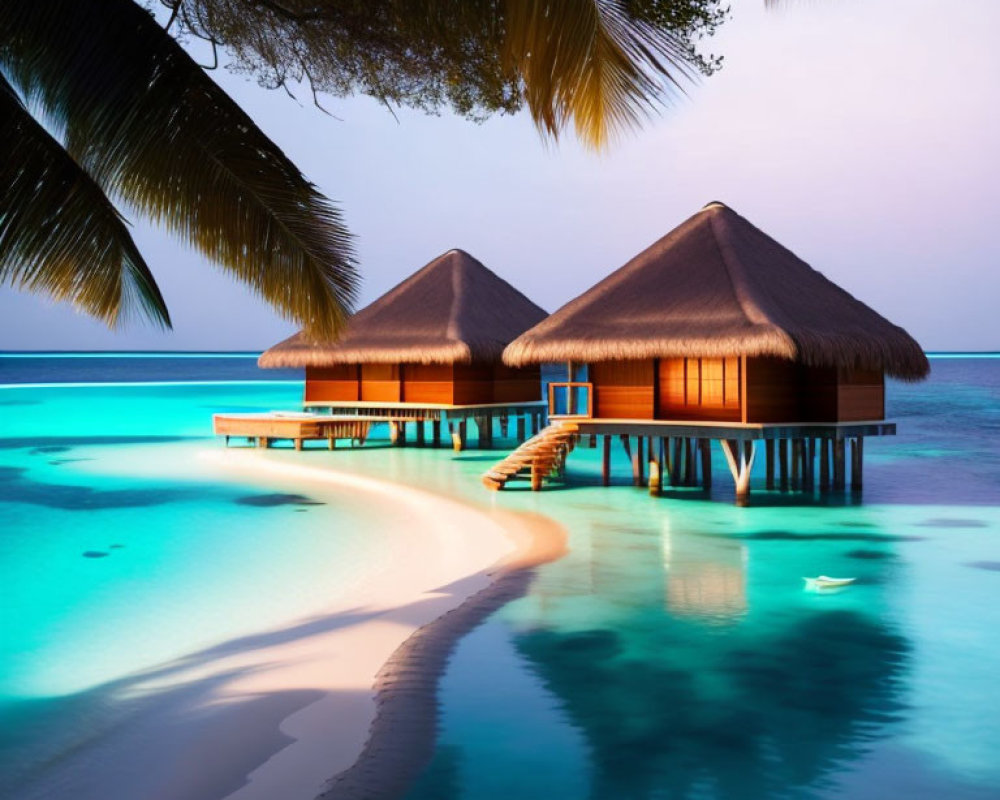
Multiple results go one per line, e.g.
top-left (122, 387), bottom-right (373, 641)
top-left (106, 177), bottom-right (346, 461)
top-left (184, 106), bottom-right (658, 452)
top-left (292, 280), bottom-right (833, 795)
top-left (218, 249), bottom-right (548, 450)
top-left (487, 202), bottom-right (929, 500)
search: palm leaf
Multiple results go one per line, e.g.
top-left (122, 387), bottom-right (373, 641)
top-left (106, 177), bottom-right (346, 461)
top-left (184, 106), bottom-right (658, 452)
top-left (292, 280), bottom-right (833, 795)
top-left (503, 0), bottom-right (700, 148)
top-left (1, 0), bottom-right (357, 339)
top-left (0, 73), bottom-right (170, 328)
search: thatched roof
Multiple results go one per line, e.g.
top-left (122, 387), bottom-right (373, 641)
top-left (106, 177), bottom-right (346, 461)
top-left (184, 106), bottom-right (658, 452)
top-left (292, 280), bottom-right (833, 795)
top-left (504, 203), bottom-right (929, 380)
top-left (259, 249), bottom-right (547, 367)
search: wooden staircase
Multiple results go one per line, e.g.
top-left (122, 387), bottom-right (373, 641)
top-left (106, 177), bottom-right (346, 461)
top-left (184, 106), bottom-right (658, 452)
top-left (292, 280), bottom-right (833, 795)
top-left (482, 422), bottom-right (579, 491)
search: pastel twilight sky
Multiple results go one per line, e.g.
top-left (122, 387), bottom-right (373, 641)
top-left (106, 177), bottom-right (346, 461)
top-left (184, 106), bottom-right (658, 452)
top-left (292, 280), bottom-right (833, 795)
top-left (1, 0), bottom-right (998, 352)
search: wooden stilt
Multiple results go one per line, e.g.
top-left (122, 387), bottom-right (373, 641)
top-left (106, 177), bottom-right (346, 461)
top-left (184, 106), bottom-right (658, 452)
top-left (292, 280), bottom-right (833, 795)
top-left (432, 419), bottom-right (442, 447)
top-left (720, 440), bottom-right (756, 502)
top-left (682, 438), bottom-right (692, 486)
top-left (516, 415), bottom-right (526, 442)
top-left (452, 421), bottom-right (466, 452)
top-left (632, 437), bottom-right (645, 487)
top-left (670, 436), bottom-right (684, 486)
top-left (294, 438), bottom-right (303, 451)
top-left (398, 421), bottom-right (407, 447)
top-left (833, 439), bottom-right (846, 490)
top-left (620, 434), bottom-right (632, 460)
top-left (700, 439), bottom-right (712, 490)
top-left (765, 439), bottom-right (775, 490)
top-left (820, 438), bottom-right (830, 491)
top-left (658, 438), bottom-right (667, 485)
top-left (328, 434), bottom-right (335, 450)
top-left (791, 439), bottom-right (801, 490)
top-left (778, 439), bottom-right (789, 491)
top-left (415, 419), bottom-right (426, 447)
top-left (649, 459), bottom-right (661, 496)
top-left (499, 414), bottom-right (509, 437)
top-left (531, 461), bottom-right (542, 491)
top-left (602, 435), bottom-right (611, 487)
top-left (805, 437), bottom-right (816, 491)
top-left (851, 437), bottom-right (864, 492)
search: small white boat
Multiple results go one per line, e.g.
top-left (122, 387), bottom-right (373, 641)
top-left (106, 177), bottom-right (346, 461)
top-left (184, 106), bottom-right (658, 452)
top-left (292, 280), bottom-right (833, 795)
top-left (803, 575), bottom-right (857, 590)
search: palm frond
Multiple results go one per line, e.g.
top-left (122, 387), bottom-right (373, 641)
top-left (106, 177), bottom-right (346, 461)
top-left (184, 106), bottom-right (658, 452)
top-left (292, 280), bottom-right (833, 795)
top-left (0, 73), bottom-right (170, 328)
top-left (502, 0), bottom-right (703, 148)
top-left (1, 0), bottom-right (357, 339)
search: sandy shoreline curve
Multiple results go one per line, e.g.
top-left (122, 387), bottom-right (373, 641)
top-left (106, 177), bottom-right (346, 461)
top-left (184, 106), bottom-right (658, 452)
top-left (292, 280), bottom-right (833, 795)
top-left (319, 508), bottom-right (565, 800)
top-left (205, 448), bottom-right (568, 800)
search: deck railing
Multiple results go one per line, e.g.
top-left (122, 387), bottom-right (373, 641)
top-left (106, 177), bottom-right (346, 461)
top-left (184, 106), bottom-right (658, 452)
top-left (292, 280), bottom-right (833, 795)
top-left (548, 381), bottom-right (594, 418)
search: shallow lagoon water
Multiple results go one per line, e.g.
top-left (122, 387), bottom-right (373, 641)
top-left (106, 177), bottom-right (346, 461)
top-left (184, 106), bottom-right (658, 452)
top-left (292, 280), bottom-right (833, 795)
top-left (0, 360), bottom-right (397, 794)
top-left (1, 355), bottom-right (999, 799)
top-left (398, 358), bottom-right (1000, 800)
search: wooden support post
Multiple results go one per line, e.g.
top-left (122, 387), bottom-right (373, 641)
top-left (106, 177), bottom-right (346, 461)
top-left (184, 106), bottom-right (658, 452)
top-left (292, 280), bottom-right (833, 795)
top-left (620, 434), bottom-right (632, 460)
top-left (415, 419), bottom-right (426, 447)
top-left (820, 438), bottom-right (830, 491)
top-left (670, 438), bottom-right (683, 487)
top-left (531, 461), bottom-right (542, 491)
top-left (398, 421), bottom-right (408, 447)
top-left (516, 415), bottom-right (526, 442)
top-left (649, 458), bottom-right (661, 496)
top-left (833, 439), bottom-right (846, 490)
top-left (765, 439), bottom-right (775, 490)
top-left (328, 434), bottom-right (335, 450)
top-left (681, 438), bottom-right (691, 486)
top-left (632, 437), bottom-right (644, 487)
top-left (294, 438), bottom-right (303, 451)
top-left (700, 439), bottom-right (712, 490)
top-left (791, 439), bottom-right (801, 491)
top-left (805, 437), bottom-right (816, 491)
top-left (499, 414), bottom-right (509, 437)
top-left (720, 440), bottom-right (756, 502)
top-left (531, 412), bottom-right (540, 435)
top-left (851, 437), bottom-right (864, 492)
top-left (452, 421), bottom-right (466, 452)
top-left (602, 435), bottom-right (612, 487)
top-left (778, 439), bottom-right (789, 492)
top-left (224, 435), bottom-right (230, 447)
top-left (432, 419), bottom-right (442, 447)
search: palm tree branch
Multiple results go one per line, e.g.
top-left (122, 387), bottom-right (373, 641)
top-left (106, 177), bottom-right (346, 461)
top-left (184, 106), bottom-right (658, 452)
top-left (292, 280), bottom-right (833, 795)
top-left (0, 71), bottom-right (170, 328)
top-left (0, 0), bottom-right (358, 339)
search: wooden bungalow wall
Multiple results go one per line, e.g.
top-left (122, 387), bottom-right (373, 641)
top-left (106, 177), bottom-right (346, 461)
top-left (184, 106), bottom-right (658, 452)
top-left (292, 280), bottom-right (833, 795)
top-left (744, 358), bottom-right (884, 422)
top-left (304, 365), bottom-right (359, 403)
top-left (304, 363), bottom-right (541, 406)
top-left (587, 358), bottom-right (884, 423)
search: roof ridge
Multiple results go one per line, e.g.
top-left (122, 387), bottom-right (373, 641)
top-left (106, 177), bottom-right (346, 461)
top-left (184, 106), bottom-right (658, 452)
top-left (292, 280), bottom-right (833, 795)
top-left (445, 252), bottom-right (466, 344)
top-left (706, 208), bottom-right (776, 328)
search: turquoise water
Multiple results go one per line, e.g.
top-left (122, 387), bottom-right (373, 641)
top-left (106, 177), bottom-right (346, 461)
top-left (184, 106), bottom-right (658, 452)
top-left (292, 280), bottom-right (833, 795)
top-left (398, 358), bottom-right (1000, 800)
top-left (0, 363), bottom-right (402, 795)
top-left (1, 356), bottom-right (999, 799)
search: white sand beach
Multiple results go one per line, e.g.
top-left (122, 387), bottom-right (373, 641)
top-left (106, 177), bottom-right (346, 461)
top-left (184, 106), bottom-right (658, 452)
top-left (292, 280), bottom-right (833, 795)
top-left (19, 444), bottom-right (565, 800)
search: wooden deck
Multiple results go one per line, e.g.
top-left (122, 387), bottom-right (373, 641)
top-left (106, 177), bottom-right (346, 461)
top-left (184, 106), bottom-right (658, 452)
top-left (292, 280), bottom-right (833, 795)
top-left (213, 413), bottom-right (372, 450)
top-left (560, 417), bottom-right (895, 440)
